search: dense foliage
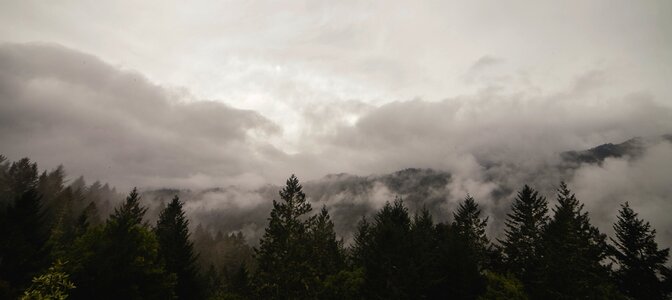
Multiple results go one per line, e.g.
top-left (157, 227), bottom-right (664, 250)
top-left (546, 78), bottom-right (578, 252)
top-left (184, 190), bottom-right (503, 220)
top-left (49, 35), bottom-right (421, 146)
top-left (1, 155), bottom-right (670, 299)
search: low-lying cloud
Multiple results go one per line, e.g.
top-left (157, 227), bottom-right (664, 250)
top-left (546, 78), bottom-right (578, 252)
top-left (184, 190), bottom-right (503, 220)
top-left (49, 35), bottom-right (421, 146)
top-left (2, 42), bottom-right (672, 248)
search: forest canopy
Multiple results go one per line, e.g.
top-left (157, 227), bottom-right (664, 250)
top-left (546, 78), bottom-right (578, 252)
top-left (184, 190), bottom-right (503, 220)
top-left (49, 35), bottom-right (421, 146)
top-left (0, 155), bottom-right (670, 299)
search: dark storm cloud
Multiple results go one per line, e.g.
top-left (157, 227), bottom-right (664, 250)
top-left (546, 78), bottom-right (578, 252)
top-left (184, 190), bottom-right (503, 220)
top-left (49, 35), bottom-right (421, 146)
top-left (0, 42), bottom-right (280, 189)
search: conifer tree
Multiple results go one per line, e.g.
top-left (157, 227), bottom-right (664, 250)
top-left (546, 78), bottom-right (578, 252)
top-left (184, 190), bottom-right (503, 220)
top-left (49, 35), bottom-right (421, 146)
top-left (499, 185), bottom-right (548, 294)
top-left (610, 202), bottom-right (671, 300)
top-left (156, 195), bottom-right (202, 299)
top-left (351, 216), bottom-right (372, 267)
top-left (540, 182), bottom-right (618, 299)
top-left (356, 197), bottom-right (414, 299)
top-left (0, 158), bottom-right (49, 297)
top-left (430, 222), bottom-right (485, 299)
top-left (227, 264), bottom-right (252, 299)
top-left (68, 188), bottom-right (175, 299)
top-left (408, 207), bottom-right (437, 297)
top-left (453, 195), bottom-right (490, 268)
top-left (255, 174), bottom-right (317, 299)
top-left (310, 206), bottom-right (345, 293)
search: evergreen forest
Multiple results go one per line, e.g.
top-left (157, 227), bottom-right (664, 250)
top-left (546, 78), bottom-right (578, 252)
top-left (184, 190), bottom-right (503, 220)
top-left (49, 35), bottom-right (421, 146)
top-left (1, 155), bottom-right (670, 299)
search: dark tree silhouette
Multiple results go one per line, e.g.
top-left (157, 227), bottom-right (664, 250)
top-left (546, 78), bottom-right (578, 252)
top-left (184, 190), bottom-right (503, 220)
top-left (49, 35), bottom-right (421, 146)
top-left (610, 202), bottom-right (671, 300)
top-left (5, 155), bottom-right (672, 300)
top-left (355, 197), bottom-right (414, 299)
top-left (453, 195), bottom-right (490, 269)
top-left (156, 195), bottom-right (202, 299)
top-left (500, 185), bottom-right (548, 294)
top-left (255, 174), bottom-right (318, 299)
top-left (0, 158), bottom-right (49, 298)
top-left (310, 206), bottom-right (345, 297)
top-left (68, 188), bottom-right (175, 299)
top-left (540, 182), bottom-right (621, 299)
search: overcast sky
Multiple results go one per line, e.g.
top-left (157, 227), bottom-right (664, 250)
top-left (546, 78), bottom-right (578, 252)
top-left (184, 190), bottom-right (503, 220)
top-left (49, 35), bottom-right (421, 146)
top-left (1, 0), bottom-right (672, 191)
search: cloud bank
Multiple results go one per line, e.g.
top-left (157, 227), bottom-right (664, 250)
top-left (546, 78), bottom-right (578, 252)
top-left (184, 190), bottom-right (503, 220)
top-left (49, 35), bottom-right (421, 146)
top-left (2, 42), bottom-right (672, 248)
top-left (0, 43), bottom-right (281, 189)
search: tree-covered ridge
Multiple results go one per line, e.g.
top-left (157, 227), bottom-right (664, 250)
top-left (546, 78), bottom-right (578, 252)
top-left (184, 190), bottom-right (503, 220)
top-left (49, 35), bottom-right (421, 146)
top-left (1, 155), bottom-right (670, 299)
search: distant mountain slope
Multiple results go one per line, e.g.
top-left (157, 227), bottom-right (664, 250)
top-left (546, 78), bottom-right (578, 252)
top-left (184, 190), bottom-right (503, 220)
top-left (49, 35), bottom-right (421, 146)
top-left (141, 135), bottom-right (672, 244)
top-left (561, 137), bottom-right (645, 164)
top-left (561, 134), bottom-right (672, 166)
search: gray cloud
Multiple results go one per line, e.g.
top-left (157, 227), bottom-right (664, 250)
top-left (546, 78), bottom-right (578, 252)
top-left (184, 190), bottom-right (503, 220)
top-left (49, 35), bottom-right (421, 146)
top-left (0, 42), bottom-right (280, 189)
top-left (1, 32), bottom-right (671, 248)
top-left (570, 141), bottom-right (672, 249)
top-left (319, 73), bottom-right (672, 179)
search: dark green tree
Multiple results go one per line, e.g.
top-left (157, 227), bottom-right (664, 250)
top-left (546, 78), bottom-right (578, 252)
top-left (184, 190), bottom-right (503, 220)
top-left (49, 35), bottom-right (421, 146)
top-left (68, 188), bottom-right (175, 299)
top-left (350, 216), bottom-right (372, 267)
top-left (499, 185), bottom-right (548, 294)
top-left (408, 207), bottom-right (437, 297)
top-left (254, 174), bottom-right (317, 299)
top-left (310, 206), bottom-right (345, 297)
top-left (429, 222), bottom-right (485, 300)
top-left (610, 202), bottom-right (671, 300)
top-left (355, 197), bottom-right (414, 299)
top-left (156, 195), bottom-right (202, 299)
top-left (7, 158), bottom-right (40, 198)
top-left (540, 182), bottom-right (620, 299)
top-left (0, 158), bottom-right (49, 298)
top-left (453, 195), bottom-right (490, 269)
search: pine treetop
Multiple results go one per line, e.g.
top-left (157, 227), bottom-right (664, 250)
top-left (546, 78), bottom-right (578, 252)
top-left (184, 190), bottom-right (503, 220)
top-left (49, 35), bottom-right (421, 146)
top-left (453, 195), bottom-right (489, 247)
top-left (109, 187), bottom-right (147, 228)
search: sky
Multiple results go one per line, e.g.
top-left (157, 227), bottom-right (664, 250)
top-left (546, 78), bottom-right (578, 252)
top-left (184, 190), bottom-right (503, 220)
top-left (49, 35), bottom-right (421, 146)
top-left (1, 1), bottom-right (671, 192)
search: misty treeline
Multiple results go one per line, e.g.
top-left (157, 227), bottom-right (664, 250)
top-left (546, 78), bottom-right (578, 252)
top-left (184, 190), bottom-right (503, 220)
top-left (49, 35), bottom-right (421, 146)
top-left (1, 156), bottom-right (670, 300)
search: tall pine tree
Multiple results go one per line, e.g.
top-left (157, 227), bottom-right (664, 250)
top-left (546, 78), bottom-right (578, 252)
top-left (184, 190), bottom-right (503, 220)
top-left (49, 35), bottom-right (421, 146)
top-left (254, 174), bottom-right (317, 299)
top-left (356, 197), bottom-right (414, 299)
top-left (0, 158), bottom-right (49, 298)
top-left (309, 206), bottom-right (346, 298)
top-left (430, 222), bottom-right (485, 299)
top-left (540, 182), bottom-right (619, 299)
top-left (408, 207), bottom-right (437, 297)
top-left (453, 195), bottom-right (490, 269)
top-left (610, 202), bottom-right (671, 300)
top-left (156, 195), bottom-right (202, 299)
top-left (499, 185), bottom-right (548, 294)
top-left (68, 188), bottom-right (175, 299)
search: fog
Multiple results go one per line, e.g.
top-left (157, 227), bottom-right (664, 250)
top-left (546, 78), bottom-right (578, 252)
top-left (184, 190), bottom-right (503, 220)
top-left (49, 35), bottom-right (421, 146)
top-left (1, 0), bottom-right (672, 249)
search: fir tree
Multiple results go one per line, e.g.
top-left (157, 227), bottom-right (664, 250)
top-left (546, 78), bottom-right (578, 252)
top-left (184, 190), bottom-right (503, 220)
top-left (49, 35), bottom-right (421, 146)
top-left (109, 187), bottom-right (147, 228)
top-left (68, 188), bottom-right (175, 299)
top-left (357, 197), bottom-right (414, 299)
top-left (156, 195), bottom-right (202, 299)
top-left (351, 216), bottom-right (372, 267)
top-left (0, 158), bottom-right (49, 297)
top-left (453, 195), bottom-right (490, 269)
top-left (540, 182), bottom-right (619, 299)
top-left (610, 202), bottom-right (671, 300)
top-left (409, 207), bottom-right (437, 297)
top-left (499, 185), bottom-right (548, 294)
top-left (310, 206), bottom-right (345, 296)
top-left (254, 174), bottom-right (317, 299)
top-left (430, 222), bottom-right (485, 299)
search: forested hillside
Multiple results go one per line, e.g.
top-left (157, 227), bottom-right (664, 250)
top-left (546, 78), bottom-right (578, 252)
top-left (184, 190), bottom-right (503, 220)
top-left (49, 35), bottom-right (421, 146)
top-left (1, 154), bottom-right (670, 299)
